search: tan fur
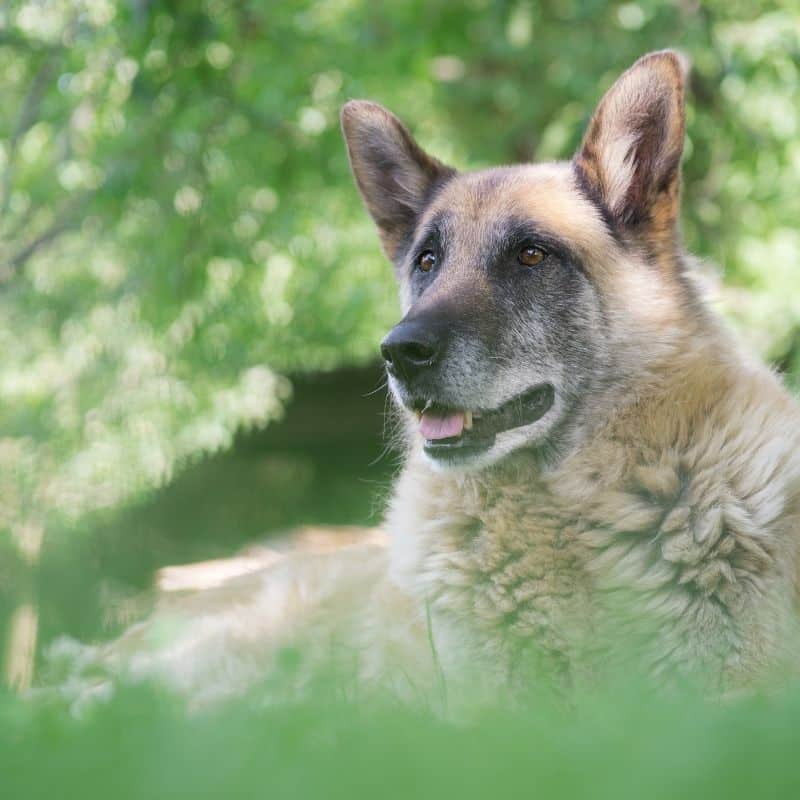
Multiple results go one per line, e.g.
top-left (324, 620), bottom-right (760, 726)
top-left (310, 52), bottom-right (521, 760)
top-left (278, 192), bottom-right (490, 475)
top-left (387, 307), bottom-right (800, 692)
top-left (62, 327), bottom-right (800, 706)
top-left (575, 50), bottom-right (688, 243)
top-left (51, 51), bottom-right (800, 709)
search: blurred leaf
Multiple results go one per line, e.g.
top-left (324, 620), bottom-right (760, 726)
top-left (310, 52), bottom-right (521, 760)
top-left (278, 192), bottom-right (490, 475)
top-left (1, 0), bottom-right (799, 543)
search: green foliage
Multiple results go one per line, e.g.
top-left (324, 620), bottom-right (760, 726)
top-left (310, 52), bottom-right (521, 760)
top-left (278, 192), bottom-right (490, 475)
top-left (1, 0), bottom-right (800, 540)
top-left (3, 4), bottom-right (800, 785)
top-left (4, 676), bottom-right (800, 798)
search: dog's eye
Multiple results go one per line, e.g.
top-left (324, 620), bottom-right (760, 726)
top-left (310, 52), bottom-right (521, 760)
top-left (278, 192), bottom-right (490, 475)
top-left (417, 250), bottom-right (436, 273)
top-left (518, 246), bottom-right (546, 267)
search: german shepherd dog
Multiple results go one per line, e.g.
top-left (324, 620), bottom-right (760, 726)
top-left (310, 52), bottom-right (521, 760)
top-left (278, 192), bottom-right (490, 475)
top-left (53, 51), bottom-right (800, 705)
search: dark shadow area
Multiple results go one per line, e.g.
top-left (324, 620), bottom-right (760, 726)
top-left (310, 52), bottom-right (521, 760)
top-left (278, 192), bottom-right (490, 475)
top-left (3, 364), bottom-right (395, 660)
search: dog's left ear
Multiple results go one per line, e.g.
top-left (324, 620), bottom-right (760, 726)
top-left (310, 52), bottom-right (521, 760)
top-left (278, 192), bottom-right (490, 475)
top-left (341, 100), bottom-right (456, 261)
top-left (574, 50), bottom-right (688, 240)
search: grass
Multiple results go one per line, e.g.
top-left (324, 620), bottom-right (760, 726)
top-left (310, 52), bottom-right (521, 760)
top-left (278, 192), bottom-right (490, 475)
top-left (3, 666), bottom-right (800, 799)
top-left (5, 367), bottom-right (798, 799)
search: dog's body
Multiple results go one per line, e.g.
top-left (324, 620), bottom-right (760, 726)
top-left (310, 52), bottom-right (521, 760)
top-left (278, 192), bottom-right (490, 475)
top-left (387, 333), bottom-right (800, 692)
top-left (342, 49), bottom-right (800, 691)
top-left (53, 52), bottom-right (800, 705)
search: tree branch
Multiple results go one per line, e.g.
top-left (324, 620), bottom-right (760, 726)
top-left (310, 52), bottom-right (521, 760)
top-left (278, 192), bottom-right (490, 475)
top-left (0, 54), bottom-right (59, 218)
top-left (0, 31), bottom-right (64, 52)
top-left (0, 192), bottom-right (92, 282)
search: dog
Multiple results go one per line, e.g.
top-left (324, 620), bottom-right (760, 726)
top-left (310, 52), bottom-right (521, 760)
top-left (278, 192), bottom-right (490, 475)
top-left (51, 50), bottom-right (800, 707)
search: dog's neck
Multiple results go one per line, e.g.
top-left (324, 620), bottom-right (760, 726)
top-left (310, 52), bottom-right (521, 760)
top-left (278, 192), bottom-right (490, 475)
top-left (385, 307), bottom-right (775, 600)
top-left (383, 313), bottom-right (800, 689)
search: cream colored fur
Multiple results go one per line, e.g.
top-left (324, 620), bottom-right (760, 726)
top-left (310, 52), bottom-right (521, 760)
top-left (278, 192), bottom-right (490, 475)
top-left (52, 296), bottom-right (800, 708)
top-left (49, 52), bottom-right (800, 709)
top-left (387, 317), bottom-right (800, 693)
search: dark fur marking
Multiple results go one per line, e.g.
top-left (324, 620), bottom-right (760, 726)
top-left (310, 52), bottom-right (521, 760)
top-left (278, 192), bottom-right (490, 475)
top-left (488, 216), bottom-right (590, 279)
top-left (393, 184), bottom-right (456, 269)
top-left (571, 160), bottom-right (620, 240)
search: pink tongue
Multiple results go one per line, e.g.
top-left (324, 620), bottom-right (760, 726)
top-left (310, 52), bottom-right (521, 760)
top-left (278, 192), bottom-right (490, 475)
top-left (419, 411), bottom-right (465, 441)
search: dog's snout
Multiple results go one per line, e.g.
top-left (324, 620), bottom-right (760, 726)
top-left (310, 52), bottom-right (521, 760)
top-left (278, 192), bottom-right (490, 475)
top-left (381, 320), bottom-right (441, 380)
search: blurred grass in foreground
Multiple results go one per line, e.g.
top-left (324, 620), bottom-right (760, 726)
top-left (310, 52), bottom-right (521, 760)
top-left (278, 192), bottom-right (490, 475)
top-left (3, 673), bottom-right (800, 798)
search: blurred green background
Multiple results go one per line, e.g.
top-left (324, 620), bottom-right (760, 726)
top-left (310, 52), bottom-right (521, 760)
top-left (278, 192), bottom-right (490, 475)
top-left (2, 0), bottom-right (800, 795)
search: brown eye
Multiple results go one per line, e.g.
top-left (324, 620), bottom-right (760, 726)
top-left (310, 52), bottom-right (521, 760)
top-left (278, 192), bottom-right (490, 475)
top-left (417, 250), bottom-right (436, 273)
top-left (518, 246), bottom-right (546, 267)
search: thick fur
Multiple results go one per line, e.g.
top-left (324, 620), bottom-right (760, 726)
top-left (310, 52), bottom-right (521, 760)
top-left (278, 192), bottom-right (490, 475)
top-left (52, 52), bottom-right (800, 707)
top-left (388, 333), bottom-right (800, 691)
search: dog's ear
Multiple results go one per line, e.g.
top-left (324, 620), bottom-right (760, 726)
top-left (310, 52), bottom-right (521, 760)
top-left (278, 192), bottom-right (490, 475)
top-left (574, 50), bottom-right (688, 241)
top-left (341, 100), bottom-right (456, 260)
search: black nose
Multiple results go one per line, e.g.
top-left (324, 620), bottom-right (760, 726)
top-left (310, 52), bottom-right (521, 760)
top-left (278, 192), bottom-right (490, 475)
top-left (380, 319), bottom-right (441, 381)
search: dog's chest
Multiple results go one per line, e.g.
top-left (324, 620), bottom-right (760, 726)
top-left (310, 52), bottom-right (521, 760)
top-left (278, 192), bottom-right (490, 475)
top-left (387, 442), bottom-right (796, 686)
top-left (388, 467), bottom-right (596, 677)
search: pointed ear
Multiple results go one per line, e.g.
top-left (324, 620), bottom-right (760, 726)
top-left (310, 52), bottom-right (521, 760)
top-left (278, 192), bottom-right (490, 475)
top-left (574, 50), bottom-right (688, 241)
top-left (341, 100), bottom-right (456, 260)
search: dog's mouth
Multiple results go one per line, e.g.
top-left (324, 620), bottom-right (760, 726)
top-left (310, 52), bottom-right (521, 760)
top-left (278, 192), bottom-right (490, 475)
top-left (411, 383), bottom-right (554, 462)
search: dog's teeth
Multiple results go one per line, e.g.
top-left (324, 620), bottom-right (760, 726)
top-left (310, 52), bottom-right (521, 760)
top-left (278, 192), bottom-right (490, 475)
top-left (414, 410), bottom-right (422, 421)
top-left (464, 410), bottom-right (473, 430)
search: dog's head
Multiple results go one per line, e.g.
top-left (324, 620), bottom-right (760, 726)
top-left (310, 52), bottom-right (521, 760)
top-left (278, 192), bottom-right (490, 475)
top-left (342, 51), bottom-right (692, 471)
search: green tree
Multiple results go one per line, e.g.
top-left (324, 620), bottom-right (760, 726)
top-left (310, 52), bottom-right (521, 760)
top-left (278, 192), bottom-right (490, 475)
top-left (1, 0), bottom-right (799, 551)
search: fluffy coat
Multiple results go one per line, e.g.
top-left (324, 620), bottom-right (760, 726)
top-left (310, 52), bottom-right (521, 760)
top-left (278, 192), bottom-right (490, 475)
top-left (52, 51), bottom-right (800, 707)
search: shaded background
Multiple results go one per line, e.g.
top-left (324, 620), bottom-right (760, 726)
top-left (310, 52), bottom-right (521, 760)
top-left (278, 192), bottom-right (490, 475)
top-left (2, 0), bottom-right (800, 695)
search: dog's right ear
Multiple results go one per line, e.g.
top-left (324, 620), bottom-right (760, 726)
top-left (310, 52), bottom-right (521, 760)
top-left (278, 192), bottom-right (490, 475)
top-left (341, 101), bottom-right (456, 260)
